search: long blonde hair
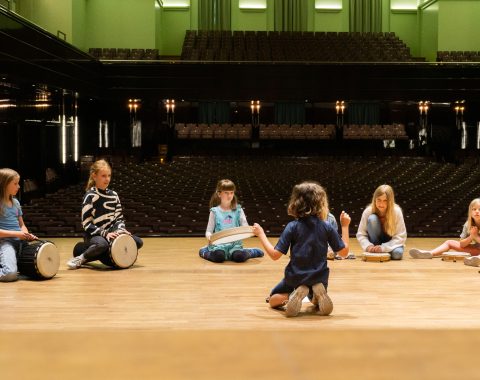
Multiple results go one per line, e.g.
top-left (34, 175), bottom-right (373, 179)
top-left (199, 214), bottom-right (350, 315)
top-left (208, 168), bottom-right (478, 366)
top-left (86, 159), bottom-right (112, 190)
top-left (370, 184), bottom-right (397, 236)
top-left (209, 179), bottom-right (238, 209)
top-left (465, 198), bottom-right (480, 230)
top-left (0, 168), bottom-right (20, 216)
top-left (287, 181), bottom-right (329, 220)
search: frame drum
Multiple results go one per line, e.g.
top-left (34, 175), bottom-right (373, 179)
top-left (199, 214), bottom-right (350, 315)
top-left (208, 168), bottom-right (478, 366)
top-left (210, 226), bottom-right (255, 245)
top-left (99, 234), bottom-right (138, 269)
top-left (362, 252), bottom-right (391, 262)
top-left (441, 251), bottom-right (471, 262)
top-left (17, 241), bottom-right (60, 280)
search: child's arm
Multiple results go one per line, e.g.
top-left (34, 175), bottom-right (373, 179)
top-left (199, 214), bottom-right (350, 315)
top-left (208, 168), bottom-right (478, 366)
top-left (460, 226), bottom-right (479, 247)
top-left (336, 211), bottom-right (351, 258)
top-left (252, 223), bottom-right (283, 260)
top-left (205, 211), bottom-right (215, 243)
top-left (18, 216), bottom-right (37, 240)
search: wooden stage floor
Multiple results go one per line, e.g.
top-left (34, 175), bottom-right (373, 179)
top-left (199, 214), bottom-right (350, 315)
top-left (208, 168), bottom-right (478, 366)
top-left (1, 237), bottom-right (479, 380)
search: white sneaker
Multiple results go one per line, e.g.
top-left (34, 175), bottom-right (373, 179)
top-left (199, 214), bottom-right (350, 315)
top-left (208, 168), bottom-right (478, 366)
top-left (67, 254), bottom-right (86, 269)
top-left (312, 282), bottom-right (333, 316)
top-left (464, 256), bottom-right (480, 267)
top-left (285, 285), bottom-right (309, 317)
top-left (409, 248), bottom-right (433, 259)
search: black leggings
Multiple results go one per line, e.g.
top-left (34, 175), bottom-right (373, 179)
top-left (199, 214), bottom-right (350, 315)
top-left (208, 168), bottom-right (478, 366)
top-left (73, 235), bottom-right (143, 261)
top-left (202, 249), bottom-right (250, 263)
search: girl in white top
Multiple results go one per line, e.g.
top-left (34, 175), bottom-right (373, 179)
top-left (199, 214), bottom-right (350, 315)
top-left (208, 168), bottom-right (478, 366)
top-left (356, 184), bottom-right (407, 260)
top-left (409, 198), bottom-right (480, 266)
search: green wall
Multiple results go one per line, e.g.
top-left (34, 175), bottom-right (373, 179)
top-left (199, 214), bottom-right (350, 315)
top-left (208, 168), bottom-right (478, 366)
top-left (84, 0), bottom-right (155, 49)
top-left (390, 11), bottom-right (419, 56)
top-left (16, 0), bottom-right (73, 43)
top-left (160, 7), bottom-right (192, 55)
top-left (419, 0), bottom-right (439, 61)
top-left (438, 0), bottom-right (480, 51)
top-left (72, 0), bottom-right (86, 50)
top-left (13, 0), bottom-right (480, 60)
top-left (313, 0), bottom-right (350, 32)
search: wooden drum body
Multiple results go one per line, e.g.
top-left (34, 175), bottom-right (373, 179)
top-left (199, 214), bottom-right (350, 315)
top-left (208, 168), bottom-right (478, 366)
top-left (17, 241), bottom-right (60, 280)
top-left (362, 252), bottom-right (391, 262)
top-left (99, 234), bottom-right (138, 269)
top-left (210, 226), bottom-right (254, 245)
top-left (441, 252), bottom-right (471, 262)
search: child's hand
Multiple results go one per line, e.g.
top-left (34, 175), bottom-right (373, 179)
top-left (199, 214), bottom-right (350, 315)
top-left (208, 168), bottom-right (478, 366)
top-left (252, 223), bottom-right (264, 237)
top-left (340, 211), bottom-right (351, 226)
top-left (470, 226), bottom-right (479, 238)
top-left (106, 232), bottom-right (119, 241)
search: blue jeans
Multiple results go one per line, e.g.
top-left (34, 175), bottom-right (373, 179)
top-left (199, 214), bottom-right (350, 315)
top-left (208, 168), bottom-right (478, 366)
top-left (0, 238), bottom-right (22, 279)
top-left (367, 214), bottom-right (404, 260)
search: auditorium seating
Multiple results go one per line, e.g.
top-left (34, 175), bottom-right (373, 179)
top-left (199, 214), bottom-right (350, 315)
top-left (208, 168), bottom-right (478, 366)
top-left (22, 156), bottom-right (480, 239)
top-left (181, 30), bottom-right (414, 62)
top-left (343, 124), bottom-right (408, 140)
top-left (437, 51), bottom-right (480, 62)
top-left (175, 123), bottom-right (408, 141)
top-left (89, 48), bottom-right (159, 60)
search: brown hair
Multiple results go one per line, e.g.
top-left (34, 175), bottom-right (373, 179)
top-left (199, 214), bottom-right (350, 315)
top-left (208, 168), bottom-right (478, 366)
top-left (0, 168), bottom-right (20, 216)
top-left (86, 159), bottom-right (112, 190)
top-left (287, 181), bottom-right (329, 220)
top-left (370, 184), bottom-right (397, 236)
top-left (209, 179), bottom-right (238, 209)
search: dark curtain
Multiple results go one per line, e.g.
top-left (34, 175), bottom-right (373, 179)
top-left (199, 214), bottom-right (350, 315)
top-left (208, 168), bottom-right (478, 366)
top-left (347, 102), bottom-right (380, 125)
top-left (274, 0), bottom-right (308, 32)
top-left (349, 0), bottom-right (382, 33)
top-left (198, 0), bottom-right (231, 30)
top-left (274, 102), bottom-right (305, 124)
top-left (198, 102), bottom-right (230, 123)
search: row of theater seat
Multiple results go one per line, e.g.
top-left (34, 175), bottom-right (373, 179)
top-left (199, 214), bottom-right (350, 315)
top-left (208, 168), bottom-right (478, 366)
top-left (89, 48), bottom-right (159, 60)
top-left (343, 124), bottom-right (408, 140)
top-left (174, 123), bottom-right (408, 140)
top-left (437, 51), bottom-right (480, 62)
top-left (22, 156), bottom-right (480, 238)
top-left (181, 30), bottom-right (414, 62)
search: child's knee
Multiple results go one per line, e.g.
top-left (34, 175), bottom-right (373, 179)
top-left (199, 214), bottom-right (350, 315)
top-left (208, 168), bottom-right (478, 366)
top-left (390, 249), bottom-right (403, 260)
top-left (209, 250), bottom-right (226, 263)
top-left (231, 250), bottom-right (250, 262)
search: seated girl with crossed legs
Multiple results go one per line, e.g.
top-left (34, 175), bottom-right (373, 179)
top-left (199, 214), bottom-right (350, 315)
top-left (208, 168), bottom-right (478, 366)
top-left (410, 198), bottom-right (480, 266)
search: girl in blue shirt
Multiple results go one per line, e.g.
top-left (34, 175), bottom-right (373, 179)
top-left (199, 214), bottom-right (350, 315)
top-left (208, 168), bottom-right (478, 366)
top-left (0, 168), bottom-right (37, 282)
top-left (253, 181), bottom-right (350, 317)
top-left (199, 179), bottom-right (263, 263)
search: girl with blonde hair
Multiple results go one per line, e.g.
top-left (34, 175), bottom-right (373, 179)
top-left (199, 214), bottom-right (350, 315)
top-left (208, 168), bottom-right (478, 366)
top-left (356, 184), bottom-right (407, 260)
top-left (253, 181), bottom-right (351, 317)
top-left (0, 168), bottom-right (37, 282)
top-left (67, 159), bottom-right (143, 269)
top-left (410, 198), bottom-right (480, 266)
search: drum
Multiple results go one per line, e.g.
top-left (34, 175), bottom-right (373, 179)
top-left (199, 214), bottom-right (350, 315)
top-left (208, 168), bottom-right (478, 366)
top-left (99, 234), bottom-right (138, 269)
top-left (210, 226), bottom-right (254, 245)
top-left (441, 251), bottom-right (471, 262)
top-left (362, 252), bottom-right (391, 262)
top-left (17, 240), bottom-right (60, 280)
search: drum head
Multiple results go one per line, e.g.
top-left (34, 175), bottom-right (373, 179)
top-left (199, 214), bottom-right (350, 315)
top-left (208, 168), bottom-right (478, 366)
top-left (210, 226), bottom-right (254, 245)
top-left (36, 242), bottom-right (60, 279)
top-left (362, 252), bottom-right (391, 262)
top-left (110, 234), bottom-right (138, 268)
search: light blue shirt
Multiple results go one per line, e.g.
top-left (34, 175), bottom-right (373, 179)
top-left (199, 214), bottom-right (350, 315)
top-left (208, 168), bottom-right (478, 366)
top-left (0, 198), bottom-right (22, 232)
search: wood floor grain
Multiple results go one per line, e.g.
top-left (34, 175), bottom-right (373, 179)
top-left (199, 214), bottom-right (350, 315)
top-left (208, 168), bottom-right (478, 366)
top-left (1, 237), bottom-right (479, 380)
